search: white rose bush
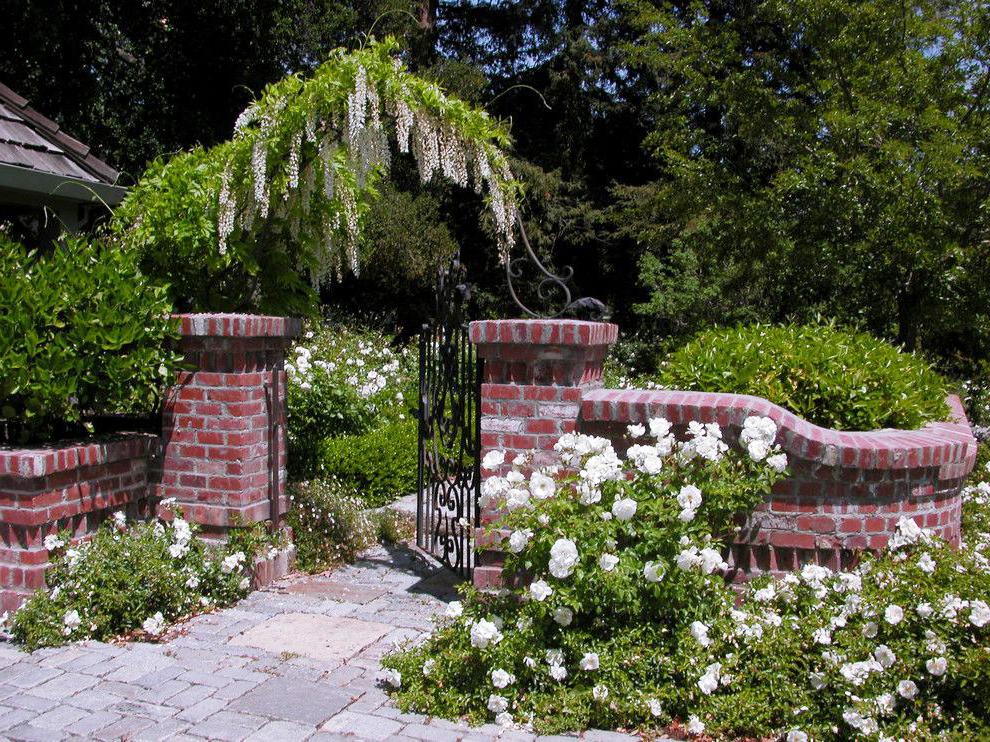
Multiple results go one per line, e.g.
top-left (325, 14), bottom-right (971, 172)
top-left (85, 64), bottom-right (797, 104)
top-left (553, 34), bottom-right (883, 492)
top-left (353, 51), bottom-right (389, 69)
top-left (382, 430), bottom-right (990, 739)
top-left (10, 505), bottom-right (285, 651)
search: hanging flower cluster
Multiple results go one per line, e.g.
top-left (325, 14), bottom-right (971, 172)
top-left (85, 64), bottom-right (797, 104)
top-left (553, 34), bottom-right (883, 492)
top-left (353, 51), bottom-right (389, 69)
top-left (215, 38), bottom-right (519, 285)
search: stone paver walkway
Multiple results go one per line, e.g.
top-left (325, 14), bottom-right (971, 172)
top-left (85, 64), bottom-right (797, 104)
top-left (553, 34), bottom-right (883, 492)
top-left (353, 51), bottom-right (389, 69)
top-left (0, 543), bottom-right (643, 741)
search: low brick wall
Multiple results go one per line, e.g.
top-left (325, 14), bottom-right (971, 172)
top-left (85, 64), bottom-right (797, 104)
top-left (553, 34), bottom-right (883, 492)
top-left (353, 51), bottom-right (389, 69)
top-left (581, 389), bottom-right (976, 577)
top-left (470, 318), bottom-right (978, 587)
top-left (0, 434), bottom-right (158, 612)
top-left (0, 313), bottom-right (300, 610)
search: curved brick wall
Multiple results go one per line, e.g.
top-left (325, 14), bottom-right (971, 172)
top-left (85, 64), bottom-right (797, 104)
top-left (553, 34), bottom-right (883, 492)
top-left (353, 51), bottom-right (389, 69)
top-left (580, 389), bottom-right (977, 577)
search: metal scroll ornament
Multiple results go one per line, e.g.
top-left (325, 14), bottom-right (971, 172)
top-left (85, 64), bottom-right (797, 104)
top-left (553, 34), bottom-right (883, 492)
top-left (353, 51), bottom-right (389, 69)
top-left (506, 213), bottom-right (609, 320)
top-left (416, 259), bottom-right (482, 578)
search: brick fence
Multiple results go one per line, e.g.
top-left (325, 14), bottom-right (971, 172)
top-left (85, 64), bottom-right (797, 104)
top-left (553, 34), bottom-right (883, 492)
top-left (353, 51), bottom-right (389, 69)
top-left (470, 318), bottom-right (978, 588)
top-left (0, 313), bottom-right (299, 610)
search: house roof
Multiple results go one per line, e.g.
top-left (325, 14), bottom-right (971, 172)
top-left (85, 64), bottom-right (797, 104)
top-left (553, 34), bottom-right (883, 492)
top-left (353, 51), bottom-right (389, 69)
top-left (0, 82), bottom-right (127, 205)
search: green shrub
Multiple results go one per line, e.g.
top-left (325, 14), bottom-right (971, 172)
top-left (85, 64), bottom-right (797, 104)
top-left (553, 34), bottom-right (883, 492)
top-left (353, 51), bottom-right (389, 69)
top-left (0, 232), bottom-right (181, 443)
top-left (656, 323), bottom-right (949, 431)
top-left (8, 507), bottom-right (278, 651)
top-left (286, 320), bottom-right (415, 479)
top-left (318, 419), bottom-right (417, 507)
top-left (287, 478), bottom-right (377, 573)
top-left (382, 424), bottom-right (990, 740)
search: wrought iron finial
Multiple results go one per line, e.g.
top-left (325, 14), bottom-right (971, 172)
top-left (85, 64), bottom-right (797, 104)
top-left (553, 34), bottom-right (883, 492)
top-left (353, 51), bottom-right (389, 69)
top-left (506, 214), bottom-right (609, 321)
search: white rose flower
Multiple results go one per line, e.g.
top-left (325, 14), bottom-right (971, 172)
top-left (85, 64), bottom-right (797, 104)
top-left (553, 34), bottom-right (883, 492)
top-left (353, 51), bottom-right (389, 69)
top-left (611, 497), bottom-right (637, 521)
top-left (495, 711), bottom-right (513, 727)
top-left (643, 561), bottom-right (665, 583)
top-left (529, 472), bottom-right (556, 500)
top-left (579, 652), bottom-right (599, 671)
top-left (897, 679), bottom-right (918, 699)
top-left (813, 628), bottom-right (832, 645)
top-left (874, 644), bottom-right (896, 669)
top-left (482, 450), bottom-right (506, 471)
top-left (689, 620), bottom-right (711, 647)
top-left (627, 423), bottom-right (646, 438)
top-left (862, 621), bottom-right (878, 638)
top-left (677, 484), bottom-right (703, 511)
top-left (548, 539), bottom-right (579, 579)
top-left (747, 439), bottom-right (770, 462)
top-left (185, 575), bottom-right (200, 589)
top-left (640, 455), bottom-right (663, 475)
top-left (546, 648), bottom-right (564, 665)
top-left (549, 664), bottom-right (568, 682)
top-left (381, 669), bottom-right (402, 688)
top-left (969, 599), bottom-right (990, 628)
top-left (445, 601), bottom-right (464, 618)
top-left (876, 693), bottom-right (896, 716)
top-left (598, 553), bottom-right (619, 572)
top-left (505, 488), bottom-right (531, 511)
top-left (648, 417), bottom-right (672, 439)
top-left (766, 452), bottom-right (788, 473)
top-left (888, 516), bottom-right (926, 550)
top-left (422, 659), bottom-right (436, 677)
top-left (238, 577), bottom-right (250, 591)
top-left (63, 610), bottom-right (81, 634)
top-left (884, 604), bottom-right (904, 625)
top-left (786, 731), bottom-right (809, 742)
top-left (917, 552), bottom-right (936, 574)
top-left (530, 580), bottom-right (553, 602)
top-left (678, 508), bottom-right (696, 522)
top-left (507, 529), bottom-right (531, 554)
top-left (593, 684), bottom-right (609, 701)
top-left (648, 698), bottom-right (663, 717)
top-left (470, 619), bottom-right (503, 649)
top-left (553, 607), bottom-right (574, 627)
top-left (43, 534), bottom-right (64, 551)
top-left (487, 694), bottom-right (508, 713)
top-left (686, 715), bottom-right (705, 736)
top-left (926, 657), bottom-right (947, 676)
top-left (142, 612), bottom-right (165, 636)
top-left (523, 656), bottom-right (537, 668)
top-left (697, 662), bottom-right (721, 695)
top-left (491, 668), bottom-right (515, 688)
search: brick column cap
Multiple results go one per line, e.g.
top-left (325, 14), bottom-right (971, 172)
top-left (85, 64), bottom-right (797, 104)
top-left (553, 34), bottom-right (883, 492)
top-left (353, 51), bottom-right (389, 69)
top-left (469, 319), bottom-right (618, 347)
top-left (0, 433), bottom-right (158, 478)
top-left (174, 313), bottom-right (302, 339)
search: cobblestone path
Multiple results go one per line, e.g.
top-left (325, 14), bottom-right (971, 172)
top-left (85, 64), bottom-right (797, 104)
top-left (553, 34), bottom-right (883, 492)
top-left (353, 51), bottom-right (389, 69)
top-left (0, 543), bottom-right (644, 741)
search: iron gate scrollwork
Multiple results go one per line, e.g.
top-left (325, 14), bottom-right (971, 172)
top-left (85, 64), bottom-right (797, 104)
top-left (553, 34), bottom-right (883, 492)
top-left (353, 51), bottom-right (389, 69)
top-left (417, 259), bottom-right (482, 578)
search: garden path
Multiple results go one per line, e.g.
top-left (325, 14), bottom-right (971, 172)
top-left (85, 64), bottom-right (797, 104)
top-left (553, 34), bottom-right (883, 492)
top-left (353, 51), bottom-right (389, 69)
top-left (0, 541), bottom-right (650, 742)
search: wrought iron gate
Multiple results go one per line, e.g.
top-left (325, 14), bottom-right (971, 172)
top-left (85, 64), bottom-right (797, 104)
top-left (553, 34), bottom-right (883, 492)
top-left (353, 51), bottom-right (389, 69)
top-left (416, 259), bottom-right (482, 578)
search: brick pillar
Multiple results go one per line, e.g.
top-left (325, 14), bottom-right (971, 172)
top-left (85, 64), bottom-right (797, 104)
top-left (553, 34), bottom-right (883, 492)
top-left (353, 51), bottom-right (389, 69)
top-left (157, 314), bottom-right (301, 538)
top-left (468, 319), bottom-right (618, 588)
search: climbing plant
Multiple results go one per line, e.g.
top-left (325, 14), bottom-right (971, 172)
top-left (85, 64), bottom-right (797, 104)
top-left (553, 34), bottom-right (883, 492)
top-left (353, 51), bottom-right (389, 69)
top-left (114, 37), bottom-right (520, 315)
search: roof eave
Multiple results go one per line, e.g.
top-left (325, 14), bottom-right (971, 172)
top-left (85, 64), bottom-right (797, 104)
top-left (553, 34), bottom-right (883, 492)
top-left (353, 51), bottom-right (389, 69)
top-left (0, 163), bottom-right (128, 207)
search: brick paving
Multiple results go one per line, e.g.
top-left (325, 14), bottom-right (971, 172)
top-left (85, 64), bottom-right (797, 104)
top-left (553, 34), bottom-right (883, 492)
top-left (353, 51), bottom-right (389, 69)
top-left (0, 543), bottom-right (646, 741)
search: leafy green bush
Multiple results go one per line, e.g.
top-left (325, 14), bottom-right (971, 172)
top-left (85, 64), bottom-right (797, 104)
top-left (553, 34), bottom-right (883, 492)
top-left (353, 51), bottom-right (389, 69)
top-left (382, 426), bottom-right (990, 740)
top-left (657, 323), bottom-right (949, 431)
top-left (318, 419), bottom-right (417, 507)
top-left (286, 320), bottom-right (414, 479)
top-left (287, 477), bottom-right (413, 573)
top-left (8, 506), bottom-right (280, 651)
top-left (0, 232), bottom-right (181, 443)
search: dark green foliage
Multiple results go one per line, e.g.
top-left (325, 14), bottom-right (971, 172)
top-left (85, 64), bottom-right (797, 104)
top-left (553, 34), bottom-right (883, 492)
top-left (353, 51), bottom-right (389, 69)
top-left (318, 419), bottom-right (417, 508)
top-left (0, 232), bottom-right (182, 443)
top-left (287, 478), bottom-right (378, 573)
top-left (658, 323), bottom-right (949, 431)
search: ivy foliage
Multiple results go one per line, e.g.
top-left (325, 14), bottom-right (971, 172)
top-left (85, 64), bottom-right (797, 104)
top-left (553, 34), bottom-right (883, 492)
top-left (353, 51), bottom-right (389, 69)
top-left (114, 37), bottom-right (520, 316)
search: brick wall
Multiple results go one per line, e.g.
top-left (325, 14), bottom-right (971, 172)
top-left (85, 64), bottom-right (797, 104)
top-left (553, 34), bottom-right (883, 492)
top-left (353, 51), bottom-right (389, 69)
top-left (0, 435), bottom-right (158, 612)
top-left (471, 318), bottom-right (978, 587)
top-left (155, 314), bottom-right (301, 537)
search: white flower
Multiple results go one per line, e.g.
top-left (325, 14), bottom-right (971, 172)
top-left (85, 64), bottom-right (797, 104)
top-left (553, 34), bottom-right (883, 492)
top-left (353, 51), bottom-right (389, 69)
top-left (611, 497), bottom-right (637, 521)
top-left (507, 530), bottom-right (531, 554)
top-left (697, 662), bottom-right (722, 695)
top-left (897, 679), bottom-right (918, 699)
top-left (926, 657), bottom-right (947, 676)
top-left (523, 656), bottom-right (537, 668)
top-left (786, 731), bottom-right (808, 742)
top-left (516, 616), bottom-right (532, 631)
top-left (969, 599), bottom-right (990, 627)
top-left (445, 601), bottom-right (464, 618)
top-left (746, 439), bottom-right (770, 461)
top-left (840, 659), bottom-right (883, 685)
top-left (504, 488), bottom-right (531, 511)
top-left (530, 580), bottom-right (553, 602)
top-left (238, 577), bottom-right (250, 591)
top-left (168, 543), bottom-right (188, 559)
top-left (112, 511), bottom-right (127, 530)
top-left (809, 672), bottom-right (826, 690)
top-left (917, 552), bottom-right (936, 574)
top-left (482, 450), bottom-right (505, 470)
top-left (529, 472), bottom-right (556, 500)
top-left (884, 604), bottom-right (904, 625)
top-left (548, 539), bottom-right (579, 579)
top-left (495, 711), bottom-right (513, 727)
top-left (142, 612), bottom-right (165, 636)
top-left (766, 453), bottom-right (788, 472)
top-left (874, 644), bottom-right (896, 669)
top-left (627, 423), bottom-right (645, 438)
top-left (470, 619), bottom-right (503, 649)
top-left (690, 620), bottom-right (712, 647)
top-left (753, 585), bottom-right (776, 602)
top-left (876, 693), bottom-right (896, 716)
top-left (382, 669), bottom-right (402, 688)
top-left (648, 698), bottom-right (663, 717)
top-left (221, 552), bottom-right (245, 574)
top-left (640, 455), bottom-right (663, 475)
top-left (686, 715), bottom-right (705, 736)
top-left (549, 664), bottom-right (567, 681)
top-left (888, 516), bottom-right (927, 550)
top-left (63, 610), bottom-right (81, 634)
top-left (649, 417), bottom-right (673, 438)
top-left (43, 534), bottom-right (64, 551)
top-left (491, 668), bottom-right (515, 688)
top-left (593, 684), bottom-right (609, 701)
top-left (487, 694), bottom-right (508, 713)
top-left (579, 652), bottom-right (599, 671)
top-left (862, 621), bottom-right (878, 638)
top-left (813, 628), bottom-right (832, 645)
top-left (553, 607), bottom-right (574, 627)
top-left (699, 547), bottom-right (727, 574)
top-left (917, 602), bottom-right (933, 619)
top-left (185, 575), bottom-right (200, 589)
top-left (677, 484), bottom-right (703, 511)
top-left (422, 659), bottom-right (436, 677)
top-left (842, 710), bottom-right (878, 735)
top-left (643, 561), bottom-right (665, 583)
top-left (598, 553), bottom-right (619, 572)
